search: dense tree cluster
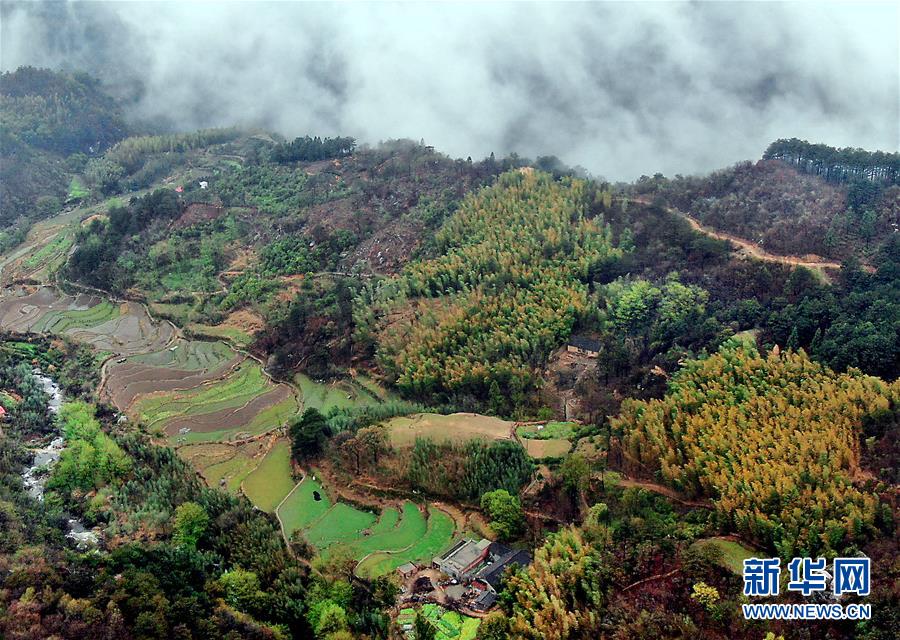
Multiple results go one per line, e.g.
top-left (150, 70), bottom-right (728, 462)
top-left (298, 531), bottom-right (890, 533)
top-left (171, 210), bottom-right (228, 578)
top-left (0, 66), bottom-right (127, 156)
top-left (104, 128), bottom-right (242, 174)
top-left (271, 136), bottom-right (356, 163)
top-left (614, 343), bottom-right (897, 557)
top-left (47, 401), bottom-right (131, 493)
top-left (367, 170), bottom-right (621, 407)
top-left (763, 239), bottom-right (900, 378)
top-left (0, 67), bottom-right (129, 227)
top-left (405, 438), bottom-right (533, 502)
top-left (763, 138), bottom-right (899, 185)
top-left (67, 188), bottom-right (184, 290)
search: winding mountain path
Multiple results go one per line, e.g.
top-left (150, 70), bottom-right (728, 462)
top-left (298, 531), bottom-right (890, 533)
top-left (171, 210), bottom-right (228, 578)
top-left (630, 196), bottom-right (870, 276)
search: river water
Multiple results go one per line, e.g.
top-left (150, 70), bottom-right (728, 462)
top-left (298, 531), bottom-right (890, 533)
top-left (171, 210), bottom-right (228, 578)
top-left (20, 370), bottom-right (99, 549)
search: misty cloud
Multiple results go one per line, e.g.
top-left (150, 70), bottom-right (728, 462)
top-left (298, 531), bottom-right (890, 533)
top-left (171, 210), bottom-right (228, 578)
top-left (2, 1), bottom-right (897, 180)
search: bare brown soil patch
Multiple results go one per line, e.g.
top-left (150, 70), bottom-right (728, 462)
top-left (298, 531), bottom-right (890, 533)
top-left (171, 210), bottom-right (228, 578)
top-left (162, 384), bottom-right (294, 435)
top-left (345, 216), bottom-right (425, 274)
top-left (176, 203), bottom-right (226, 228)
top-left (105, 356), bottom-right (242, 409)
top-left (221, 309), bottom-right (265, 333)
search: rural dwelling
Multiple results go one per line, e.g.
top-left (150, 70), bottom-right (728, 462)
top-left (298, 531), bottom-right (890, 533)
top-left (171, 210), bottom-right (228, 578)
top-left (472, 543), bottom-right (532, 592)
top-left (433, 538), bottom-right (491, 580)
top-left (471, 590), bottom-right (497, 612)
top-left (397, 562), bottom-right (417, 579)
top-left (0, 405), bottom-right (6, 420)
top-left (567, 336), bottom-right (600, 358)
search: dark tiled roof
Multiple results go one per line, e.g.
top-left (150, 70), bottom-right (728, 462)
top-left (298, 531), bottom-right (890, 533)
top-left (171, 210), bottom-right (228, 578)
top-left (568, 336), bottom-right (600, 352)
top-left (476, 547), bottom-right (532, 589)
top-left (472, 590), bottom-right (497, 611)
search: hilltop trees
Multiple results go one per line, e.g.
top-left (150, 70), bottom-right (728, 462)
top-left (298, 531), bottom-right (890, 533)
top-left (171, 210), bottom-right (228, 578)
top-left (271, 135), bottom-right (356, 163)
top-left (369, 170), bottom-right (622, 408)
top-left (481, 489), bottom-right (526, 541)
top-left (613, 342), bottom-right (897, 557)
top-left (290, 407), bottom-right (330, 461)
top-left (764, 138), bottom-right (900, 185)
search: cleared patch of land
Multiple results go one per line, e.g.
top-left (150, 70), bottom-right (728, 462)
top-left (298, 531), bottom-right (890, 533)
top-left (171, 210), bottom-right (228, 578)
top-left (522, 438), bottom-right (572, 458)
top-left (296, 373), bottom-right (381, 412)
top-left (386, 412), bottom-right (513, 448)
top-left (242, 440), bottom-right (296, 512)
top-left (277, 475), bottom-right (332, 536)
top-left (355, 507), bottom-right (455, 578)
top-left (696, 537), bottom-right (761, 575)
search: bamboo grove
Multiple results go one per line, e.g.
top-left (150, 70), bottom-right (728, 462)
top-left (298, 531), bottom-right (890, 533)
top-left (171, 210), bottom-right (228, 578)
top-left (364, 169), bottom-right (620, 404)
top-left (613, 343), bottom-right (898, 558)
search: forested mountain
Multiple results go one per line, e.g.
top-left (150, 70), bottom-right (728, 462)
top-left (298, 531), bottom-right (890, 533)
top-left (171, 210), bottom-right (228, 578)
top-left (0, 65), bottom-right (897, 640)
top-left (0, 67), bottom-right (129, 233)
top-left (635, 153), bottom-right (899, 261)
top-left (763, 138), bottom-right (900, 185)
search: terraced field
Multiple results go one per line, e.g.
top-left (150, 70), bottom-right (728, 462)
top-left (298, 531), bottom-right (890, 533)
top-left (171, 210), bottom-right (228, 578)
top-left (386, 412), bottom-right (513, 447)
top-left (295, 373), bottom-right (383, 411)
top-left (355, 507), bottom-right (456, 578)
top-left (275, 472), bottom-right (456, 577)
top-left (31, 300), bottom-right (121, 333)
top-left (132, 360), bottom-right (288, 433)
top-left (241, 440), bottom-right (296, 512)
top-left (0, 212), bottom-right (460, 557)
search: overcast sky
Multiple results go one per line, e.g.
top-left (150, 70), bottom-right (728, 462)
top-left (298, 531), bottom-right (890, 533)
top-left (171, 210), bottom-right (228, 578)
top-left (2, 1), bottom-right (898, 180)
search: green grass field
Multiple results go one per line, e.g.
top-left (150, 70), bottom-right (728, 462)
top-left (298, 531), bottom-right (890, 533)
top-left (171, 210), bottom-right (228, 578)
top-left (277, 475), bottom-right (332, 537)
top-left (420, 603), bottom-right (480, 640)
top-left (355, 507), bottom-right (455, 578)
top-left (134, 361), bottom-right (272, 428)
top-left (304, 503), bottom-right (379, 548)
top-left (517, 421), bottom-right (577, 440)
top-left (129, 340), bottom-right (234, 371)
top-left (345, 501), bottom-right (426, 559)
top-left (67, 177), bottom-right (89, 201)
top-left (295, 373), bottom-right (381, 412)
top-left (176, 393), bottom-right (298, 444)
top-left (241, 440), bottom-right (296, 512)
top-left (31, 301), bottom-right (121, 333)
top-left (697, 538), bottom-right (760, 575)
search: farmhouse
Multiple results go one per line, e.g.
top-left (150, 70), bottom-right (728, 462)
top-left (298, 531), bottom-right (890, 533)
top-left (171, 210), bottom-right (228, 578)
top-left (433, 538), bottom-right (491, 579)
top-left (432, 539), bottom-right (533, 611)
top-left (472, 543), bottom-right (532, 592)
top-left (567, 336), bottom-right (600, 357)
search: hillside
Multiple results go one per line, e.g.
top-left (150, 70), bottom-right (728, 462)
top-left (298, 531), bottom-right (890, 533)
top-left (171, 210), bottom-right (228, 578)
top-left (0, 67), bottom-right (129, 235)
top-left (0, 83), bottom-right (897, 639)
top-left (635, 154), bottom-right (899, 262)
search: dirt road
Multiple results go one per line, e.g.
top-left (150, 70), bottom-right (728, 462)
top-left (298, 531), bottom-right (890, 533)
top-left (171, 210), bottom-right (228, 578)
top-left (630, 196), bottom-right (862, 276)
